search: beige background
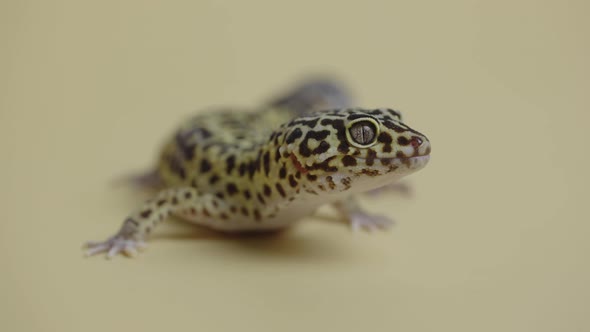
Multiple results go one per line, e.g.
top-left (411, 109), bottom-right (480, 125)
top-left (1, 1), bottom-right (589, 331)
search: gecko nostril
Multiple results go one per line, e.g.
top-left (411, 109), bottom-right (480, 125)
top-left (410, 136), bottom-right (423, 148)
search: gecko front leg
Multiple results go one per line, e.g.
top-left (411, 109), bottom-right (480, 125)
top-left (85, 187), bottom-right (215, 258)
top-left (333, 196), bottom-right (394, 232)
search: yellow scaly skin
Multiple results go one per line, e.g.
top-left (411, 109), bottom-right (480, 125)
top-left (85, 81), bottom-right (431, 258)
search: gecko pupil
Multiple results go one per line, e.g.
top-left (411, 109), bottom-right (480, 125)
top-left (349, 121), bottom-right (376, 145)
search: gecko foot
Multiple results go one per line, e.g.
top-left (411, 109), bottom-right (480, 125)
top-left (348, 212), bottom-right (394, 232)
top-left (84, 235), bottom-right (147, 258)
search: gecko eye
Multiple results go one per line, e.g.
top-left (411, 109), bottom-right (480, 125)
top-left (346, 118), bottom-right (379, 148)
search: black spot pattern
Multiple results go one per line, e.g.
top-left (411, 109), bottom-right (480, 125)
top-left (365, 149), bottom-right (377, 166)
top-left (226, 183), bottom-right (238, 195)
top-left (299, 130), bottom-right (330, 157)
top-left (288, 174), bottom-right (298, 187)
top-left (200, 159), bottom-right (212, 173)
top-left (279, 165), bottom-right (287, 179)
top-left (167, 154), bottom-right (186, 179)
top-left (226, 155), bottom-right (236, 174)
top-left (263, 151), bottom-right (271, 176)
top-left (320, 118), bottom-right (348, 153)
top-left (341, 155), bottom-right (357, 166)
top-left (286, 128), bottom-right (303, 144)
top-left (263, 184), bottom-right (272, 197)
top-left (275, 183), bottom-right (286, 197)
top-left (239, 163), bottom-right (247, 176)
top-left (175, 133), bottom-right (196, 160)
top-left (209, 174), bottom-right (220, 185)
top-left (243, 190), bottom-right (251, 200)
top-left (378, 132), bottom-right (393, 152)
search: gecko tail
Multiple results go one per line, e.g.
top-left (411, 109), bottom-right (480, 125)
top-left (268, 76), bottom-right (353, 114)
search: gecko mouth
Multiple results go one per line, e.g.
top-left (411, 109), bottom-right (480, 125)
top-left (397, 155), bottom-right (430, 166)
top-left (355, 155), bottom-right (430, 168)
top-left (352, 142), bottom-right (431, 164)
top-left (292, 153), bottom-right (430, 174)
top-left (356, 154), bottom-right (430, 162)
top-left (388, 155), bottom-right (430, 161)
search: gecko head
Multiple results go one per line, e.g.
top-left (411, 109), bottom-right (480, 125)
top-left (281, 108), bottom-right (431, 194)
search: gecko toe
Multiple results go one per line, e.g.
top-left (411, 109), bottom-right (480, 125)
top-left (84, 236), bottom-right (146, 258)
top-left (84, 242), bottom-right (111, 256)
top-left (349, 212), bottom-right (394, 233)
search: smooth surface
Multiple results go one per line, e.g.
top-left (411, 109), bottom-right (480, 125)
top-left (2, 1), bottom-right (589, 331)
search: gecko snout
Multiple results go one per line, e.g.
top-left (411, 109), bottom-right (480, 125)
top-left (401, 135), bottom-right (430, 157)
top-left (414, 135), bottom-right (431, 156)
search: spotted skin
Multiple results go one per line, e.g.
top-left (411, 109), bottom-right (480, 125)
top-left (85, 81), bottom-right (431, 258)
